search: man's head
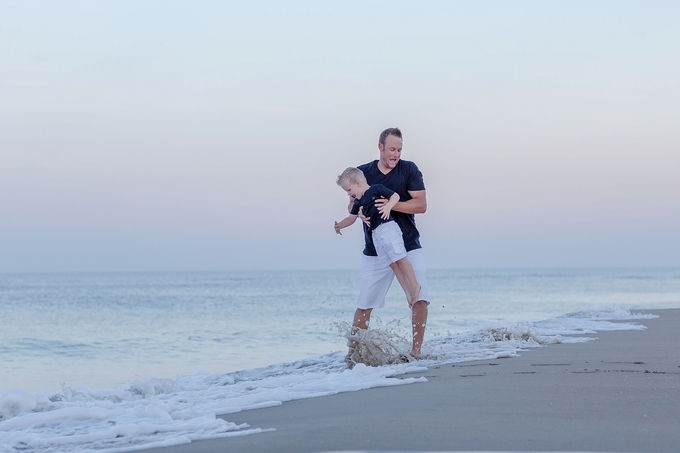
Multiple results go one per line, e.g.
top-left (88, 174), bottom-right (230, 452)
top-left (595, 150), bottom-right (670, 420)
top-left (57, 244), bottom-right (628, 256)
top-left (378, 127), bottom-right (403, 171)
top-left (336, 167), bottom-right (368, 199)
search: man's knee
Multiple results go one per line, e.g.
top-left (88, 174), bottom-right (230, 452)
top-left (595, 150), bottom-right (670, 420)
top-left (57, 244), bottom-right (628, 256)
top-left (412, 300), bottom-right (428, 311)
top-left (355, 308), bottom-right (373, 318)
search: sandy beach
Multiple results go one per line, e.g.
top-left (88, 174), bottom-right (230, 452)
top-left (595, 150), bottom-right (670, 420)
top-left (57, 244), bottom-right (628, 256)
top-left (143, 308), bottom-right (680, 453)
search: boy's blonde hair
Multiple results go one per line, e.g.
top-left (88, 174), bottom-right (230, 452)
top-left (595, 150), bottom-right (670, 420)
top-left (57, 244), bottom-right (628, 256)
top-left (336, 167), bottom-right (366, 187)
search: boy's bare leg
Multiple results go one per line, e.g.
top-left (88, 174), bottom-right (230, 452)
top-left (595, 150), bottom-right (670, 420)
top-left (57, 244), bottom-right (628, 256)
top-left (395, 258), bottom-right (421, 305)
top-left (411, 300), bottom-right (428, 357)
top-left (389, 261), bottom-right (413, 304)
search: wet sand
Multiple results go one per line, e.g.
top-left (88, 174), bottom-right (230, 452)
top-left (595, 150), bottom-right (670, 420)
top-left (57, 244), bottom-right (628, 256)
top-left (143, 309), bottom-right (680, 453)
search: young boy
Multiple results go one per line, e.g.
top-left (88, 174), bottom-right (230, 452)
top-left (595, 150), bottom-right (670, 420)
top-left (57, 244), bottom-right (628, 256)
top-left (335, 167), bottom-right (421, 306)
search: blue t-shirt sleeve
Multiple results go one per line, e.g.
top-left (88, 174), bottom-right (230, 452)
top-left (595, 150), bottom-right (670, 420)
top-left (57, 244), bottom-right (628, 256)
top-left (405, 162), bottom-right (426, 192)
top-left (350, 199), bottom-right (361, 215)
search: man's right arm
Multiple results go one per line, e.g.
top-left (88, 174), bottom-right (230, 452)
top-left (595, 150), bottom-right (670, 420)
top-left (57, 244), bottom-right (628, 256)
top-left (394, 189), bottom-right (427, 214)
top-left (374, 189), bottom-right (427, 215)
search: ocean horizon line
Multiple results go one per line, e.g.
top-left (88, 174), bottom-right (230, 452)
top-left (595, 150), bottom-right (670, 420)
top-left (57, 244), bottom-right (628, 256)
top-left (2, 265), bottom-right (679, 276)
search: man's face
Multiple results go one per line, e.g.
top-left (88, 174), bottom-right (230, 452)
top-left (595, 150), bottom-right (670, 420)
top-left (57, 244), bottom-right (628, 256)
top-left (378, 135), bottom-right (402, 170)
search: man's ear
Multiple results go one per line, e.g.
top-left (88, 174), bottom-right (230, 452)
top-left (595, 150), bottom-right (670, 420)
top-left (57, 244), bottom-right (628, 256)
top-left (378, 142), bottom-right (383, 152)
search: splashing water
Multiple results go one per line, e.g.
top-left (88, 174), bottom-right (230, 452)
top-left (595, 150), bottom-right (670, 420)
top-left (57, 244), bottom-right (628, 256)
top-left (484, 325), bottom-right (561, 344)
top-left (333, 319), bottom-right (415, 368)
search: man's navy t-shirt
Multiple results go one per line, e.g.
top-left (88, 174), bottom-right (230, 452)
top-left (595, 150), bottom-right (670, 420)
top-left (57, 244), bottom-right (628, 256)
top-left (357, 160), bottom-right (425, 256)
top-left (350, 184), bottom-right (396, 233)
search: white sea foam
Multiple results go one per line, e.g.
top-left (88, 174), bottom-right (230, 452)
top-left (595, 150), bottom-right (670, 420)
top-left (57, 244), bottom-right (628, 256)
top-left (0, 306), bottom-right (657, 453)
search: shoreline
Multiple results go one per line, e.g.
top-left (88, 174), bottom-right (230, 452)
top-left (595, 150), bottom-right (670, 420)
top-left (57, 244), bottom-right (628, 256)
top-left (141, 308), bottom-right (680, 453)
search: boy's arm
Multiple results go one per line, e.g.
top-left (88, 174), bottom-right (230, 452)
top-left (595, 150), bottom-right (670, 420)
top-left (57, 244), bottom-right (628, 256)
top-left (377, 192), bottom-right (401, 220)
top-left (334, 214), bottom-right (358, 235)
top-left (348, 197), bottom-right (369, 227)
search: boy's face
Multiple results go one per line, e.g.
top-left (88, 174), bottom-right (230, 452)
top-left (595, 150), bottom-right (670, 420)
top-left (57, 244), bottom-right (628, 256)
top-left (342, 180), bottom-right (364, 200)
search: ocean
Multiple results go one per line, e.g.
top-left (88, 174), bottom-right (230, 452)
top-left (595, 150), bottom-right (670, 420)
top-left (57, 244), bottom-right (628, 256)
top-left (1, 267), bottom-right (678, 453)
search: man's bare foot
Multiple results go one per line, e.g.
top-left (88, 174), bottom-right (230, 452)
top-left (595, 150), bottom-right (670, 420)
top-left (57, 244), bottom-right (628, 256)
top-left (344, 353), bottom-right (355, 369)
top-left (398, 353), bottom-right (411, 363)
top-left (345, 346), bottom-right (358, 369)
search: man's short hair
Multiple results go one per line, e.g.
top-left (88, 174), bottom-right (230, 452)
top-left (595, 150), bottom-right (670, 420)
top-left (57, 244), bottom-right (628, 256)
top-left (378, 127), bottom-right (402, 146)
top-left (336, 167), bottom-right (366, 187)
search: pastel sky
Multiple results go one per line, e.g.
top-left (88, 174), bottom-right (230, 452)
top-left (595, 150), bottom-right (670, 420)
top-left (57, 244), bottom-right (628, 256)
top-left (1, 1), bottom-right (679, 272)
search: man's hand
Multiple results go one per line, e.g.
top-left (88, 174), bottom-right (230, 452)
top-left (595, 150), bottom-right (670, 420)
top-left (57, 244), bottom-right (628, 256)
top-left (334, 221), bottom-right (342, 235)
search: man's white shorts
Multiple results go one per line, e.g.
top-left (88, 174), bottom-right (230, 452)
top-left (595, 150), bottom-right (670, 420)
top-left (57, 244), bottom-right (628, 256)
top-left (356, 248), bottom-right (429, 310)
top-left (372, 221), bottom-right (407, 267)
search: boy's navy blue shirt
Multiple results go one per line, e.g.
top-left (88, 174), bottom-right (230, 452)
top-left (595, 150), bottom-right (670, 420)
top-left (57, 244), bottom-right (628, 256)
top-left (350, 184), bottom-right (396, 233)
top-left (357, 159), bottom-right (425, 256)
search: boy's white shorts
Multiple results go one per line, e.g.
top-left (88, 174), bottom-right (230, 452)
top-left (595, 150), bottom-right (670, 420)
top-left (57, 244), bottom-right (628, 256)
top-left (356, 248), bottom-right (429, 310)
top-left (372, 221), bottom-right (407, 266)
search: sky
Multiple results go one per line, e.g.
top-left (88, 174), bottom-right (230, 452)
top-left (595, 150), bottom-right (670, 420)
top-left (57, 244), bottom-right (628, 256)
top-left (1, 0), bottom-right (679, 272)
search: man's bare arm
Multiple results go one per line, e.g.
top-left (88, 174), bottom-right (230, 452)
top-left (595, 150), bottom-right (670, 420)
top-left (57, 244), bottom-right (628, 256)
top-left (375, 190), bottom-right (427, 215)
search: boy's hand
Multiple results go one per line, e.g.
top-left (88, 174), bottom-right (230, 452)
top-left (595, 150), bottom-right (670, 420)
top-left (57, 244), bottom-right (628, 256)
top-left (378, 205), bottom-right (391, 220)
top-left (373, 197), bottom-right (387, 209)
top-left (334, 221), bottom-right (342, 235)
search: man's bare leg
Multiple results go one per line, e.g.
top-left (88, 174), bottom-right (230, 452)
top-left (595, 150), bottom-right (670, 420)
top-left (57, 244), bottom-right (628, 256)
top-left (411, 300), bottom-right (428, 357)
top-left (347, 308), bottom-right (373, 365)
top-left (352, 307), bottom-right (373, 332)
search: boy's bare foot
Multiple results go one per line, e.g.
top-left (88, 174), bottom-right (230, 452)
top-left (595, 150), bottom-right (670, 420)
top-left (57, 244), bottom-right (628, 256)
top-left (409, 284), bottom-right (421, 306)
top-left (405, 290), bottom-right (414, 307)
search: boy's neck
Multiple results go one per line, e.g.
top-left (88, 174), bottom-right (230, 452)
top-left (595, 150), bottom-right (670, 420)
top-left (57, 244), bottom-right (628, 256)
top-left (356, 181), bottom-right (370, 199)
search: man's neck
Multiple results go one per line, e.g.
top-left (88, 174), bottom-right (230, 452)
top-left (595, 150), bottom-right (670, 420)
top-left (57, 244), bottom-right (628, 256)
top-left (377, 160), bottom-right (394, 175)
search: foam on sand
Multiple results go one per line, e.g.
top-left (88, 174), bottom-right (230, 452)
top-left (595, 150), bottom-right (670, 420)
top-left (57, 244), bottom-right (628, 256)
top-left (0, 306), bottom-right (656, 453)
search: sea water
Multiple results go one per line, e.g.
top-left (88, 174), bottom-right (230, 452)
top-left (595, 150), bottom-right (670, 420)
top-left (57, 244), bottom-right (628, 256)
top-left (0, 267), bottom-right (678, 453)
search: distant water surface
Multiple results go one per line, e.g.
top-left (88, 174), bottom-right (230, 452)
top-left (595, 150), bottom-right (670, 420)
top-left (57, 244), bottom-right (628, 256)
top-left (1, 267), bottom-right (678, 393)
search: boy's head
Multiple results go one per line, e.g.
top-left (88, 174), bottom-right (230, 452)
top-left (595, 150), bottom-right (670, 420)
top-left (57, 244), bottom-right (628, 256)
top-left (336, 167), bottom-right (368, 199)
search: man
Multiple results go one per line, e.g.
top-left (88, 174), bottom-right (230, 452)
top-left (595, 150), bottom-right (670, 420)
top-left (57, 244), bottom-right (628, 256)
top-left (351, 127), bottom-right (429, 358)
